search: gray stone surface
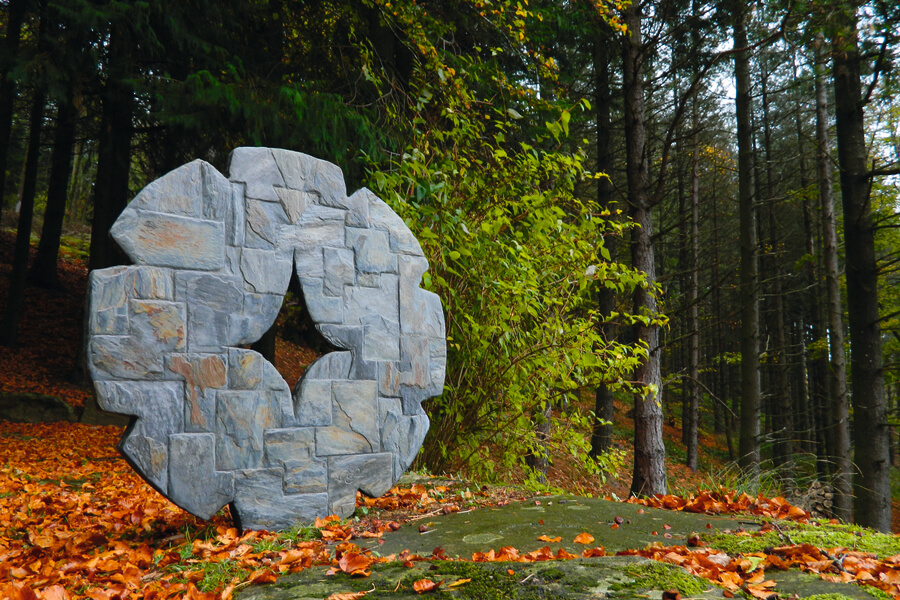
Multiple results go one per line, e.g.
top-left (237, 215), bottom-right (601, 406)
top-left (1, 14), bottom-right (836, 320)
top-left (86, 147), bottom-right (446, 531)
top-left (94, 380), bottom-right (184, 492)
top-left (326, 453), bottom-right (393, 516)
top-left (167, 433), bottom-right (234, 520)
top-left (231, 469), bottom-right (328, 532)
top-left (111, 211), bottom-right (225, 271)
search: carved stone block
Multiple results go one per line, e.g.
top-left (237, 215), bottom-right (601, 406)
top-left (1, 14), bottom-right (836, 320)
top-left (86, 148), bottom-right (446, 531)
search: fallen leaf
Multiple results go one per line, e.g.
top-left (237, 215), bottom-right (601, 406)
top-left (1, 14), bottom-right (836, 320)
top-left (339, 552), bottom-right (373, 576)
top-left (538, 535), bottom-right (562, 543)
top-left (556, 548), bottom-right (578, 560)
top-left (447, 578), bottom-right (471, 588)
top-left (574, 533), bottom-right (595, 545)
top-left (248, 569), bottom-right (278, 584)
top-left (662, 590), bottom-right (680, 600)
top-left (413, 579), bottom-right (442, 593)
top-left (37, 585), bottom-right (69, 600)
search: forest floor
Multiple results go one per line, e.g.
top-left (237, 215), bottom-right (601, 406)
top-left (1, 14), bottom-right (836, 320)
top-left (3, 229), bottom-right (900, 599)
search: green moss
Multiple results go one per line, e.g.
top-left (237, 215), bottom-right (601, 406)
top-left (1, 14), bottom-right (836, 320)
top-left (860, 587), bottom-right (894, 600)
top-left (423, 561), bottom-right (567, 600)
top-left (618, 562), bottom-right (708, 596)
top-left (799, 595), bottom-right (857, 600)
top-left (536, 566), bottom-right (566, 581)
top-left (705, 522), bottom-right (900, 559)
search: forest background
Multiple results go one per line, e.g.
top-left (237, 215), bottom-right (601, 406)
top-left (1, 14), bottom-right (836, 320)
top-left (1, 0), bottom-right (899, 539)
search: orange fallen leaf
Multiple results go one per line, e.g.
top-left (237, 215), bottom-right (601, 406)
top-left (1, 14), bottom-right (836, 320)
top-left (574, 533), bottom-right (595, 545)
top-left (413, 578), bottom-right (442, 593)
top-left (248, 569), bottom-right (278, 584)
top-left (339, 552), bottom-right (373, 576)
top-left (538, 535), bottom-right (562, 543)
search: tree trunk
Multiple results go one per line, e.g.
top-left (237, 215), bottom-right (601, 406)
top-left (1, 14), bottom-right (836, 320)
top-left (525, 400), bottom-right (552, 484)
top-left (88, 22), bottom-right (134, 271)
top-left (591, 23), bottom-right (617, 457)
top-left (760, 61), bottom-right (793, 480)
top-left (734, 2), bottom-right (761, 483)
top-left (831, 3), bottom-right (891, 531)
top-left (622, 1), bottom-right (666, 497)
top-left (30, 84), bottom-right (77, 289)
top-left (815, 33), bottom-right (851, 522)
top-left (0, 0), bottom-right (27, 224)
top-left (1, 92), bottom-right (46, 347)
top-left (685, 96), bottom-right (700, 472)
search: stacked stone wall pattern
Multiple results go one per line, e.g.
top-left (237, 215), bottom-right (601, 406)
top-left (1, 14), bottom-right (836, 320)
top-left (86, 148), bottom-right (446, 531)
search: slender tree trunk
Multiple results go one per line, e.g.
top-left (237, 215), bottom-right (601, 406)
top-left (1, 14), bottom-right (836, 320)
top-left (831, 3), bottom-right (891, 531)
top-left (88, 22), bottom-right (134, 271)
top-left (622, 1), bottom-right (666, 497)
top-left (0, 0), bottom-right (27, 223)
top-left (760, 63), bottom-right (793, 480)
top-left (525, 400), bottom-right (552, 484)
top-left (591, 24), bottom-right (617, 457)
top-left (30, 84), bottom-right (77, 289)
top-left (815, 34), bottom-right (852, 522)
top-left (734, 2), bottom-right (761, 483)
top-left (685, 97), bottom-right (701, 472)
top-left (1, 92), bottom-right (46, 347)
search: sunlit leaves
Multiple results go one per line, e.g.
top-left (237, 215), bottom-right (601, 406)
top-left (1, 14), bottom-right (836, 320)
top-left (369, 64), bottom-right (646, 481)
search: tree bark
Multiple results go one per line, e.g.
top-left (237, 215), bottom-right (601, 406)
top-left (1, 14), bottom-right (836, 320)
top-left (685, 96), bottom-right (700, 472)
top-left (1, 92), bottom-right (46, 347)
top-left (734, 1), bottom-right (761, 483)
top-left (0, 0), bottom-right (27, 224)
top-left (88, 22), bottom-right (134, 271)
top-left (760, 60), bottom-right (793, 480)
top-left (831, 3), bottom-right (891, 531)
top-left (815, 33), bottom-right (851, 522)
top-left (591, 21), bottom-right (617, 457)
top-left (30, 84), bottom-right (77, 289)
top-left (622, 1), bottom-right (666, 497)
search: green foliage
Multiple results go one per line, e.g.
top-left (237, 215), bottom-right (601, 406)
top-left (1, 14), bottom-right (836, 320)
top-left (368, 39), bottom-right (647, 480)
top-left (168, 558), bottom-right (249, 592)
top-left (279, 523), bottom-right (324, 545)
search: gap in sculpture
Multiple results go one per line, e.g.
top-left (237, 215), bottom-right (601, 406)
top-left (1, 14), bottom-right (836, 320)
top-left (85, 148), bottom-right (447, 531)
top-left (253, 269), bottom-right (341, 391)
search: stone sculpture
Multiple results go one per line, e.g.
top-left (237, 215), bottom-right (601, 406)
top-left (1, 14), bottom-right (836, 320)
top-left (86, 147), bottom-right (446, 531)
